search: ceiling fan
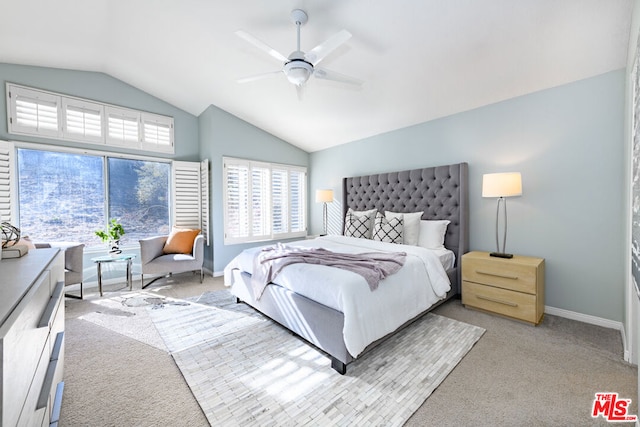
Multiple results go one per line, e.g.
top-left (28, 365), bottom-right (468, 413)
top-left (236, 9), bottom-right (362, 97)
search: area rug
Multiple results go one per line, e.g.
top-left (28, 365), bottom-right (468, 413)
top-left (147, 291), bottom-right (485, 426)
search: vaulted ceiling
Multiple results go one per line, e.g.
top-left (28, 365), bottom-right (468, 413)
top-left (0, 0), bottom-right (633, 152)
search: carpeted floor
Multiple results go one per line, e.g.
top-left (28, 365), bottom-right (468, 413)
top-left (60, 274), bottom-right (638, 426)
top-left (147, 290), bottom-right (485, 426)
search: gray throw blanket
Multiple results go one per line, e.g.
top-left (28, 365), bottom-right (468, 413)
top-left (251, 243), bottom-right (407, 299)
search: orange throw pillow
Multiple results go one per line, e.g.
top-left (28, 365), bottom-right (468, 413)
top-left (162, 228), bottom-right (200, 254)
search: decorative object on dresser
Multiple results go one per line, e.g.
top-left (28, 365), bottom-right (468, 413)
top-left (462, 251), bottom-right (545, 325)
top-left (315, 189), bottom-right (333, 236)
top-left (1, 221), bottom-right (29, 258)
top-left (0, 248), bottom-right (65, 426)
top-left (482, 172), bottom-right (522, 259)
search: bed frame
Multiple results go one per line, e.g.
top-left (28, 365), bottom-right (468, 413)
top-left (230, 162), bottom-right (468, 374)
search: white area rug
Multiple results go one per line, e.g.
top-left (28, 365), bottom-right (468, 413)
top-left (147, 291), bottom-right (485, 426)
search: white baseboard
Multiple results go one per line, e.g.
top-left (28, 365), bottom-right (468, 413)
top-left (213, 270), bottom-right (224, 277)
top-left (545, 305), bottom-right (630, 363)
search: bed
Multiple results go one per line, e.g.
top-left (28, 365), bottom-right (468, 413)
top-left (224, 162), bottom-right (468, 374)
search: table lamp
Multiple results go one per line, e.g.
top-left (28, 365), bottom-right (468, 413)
top-left (315, 189), bottom-right (333, 235)
top-left (482, 172), bottom-right (522, 258)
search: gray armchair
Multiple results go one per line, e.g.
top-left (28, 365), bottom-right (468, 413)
top-left (139, 234), bottom-right (204, 288)
top-left (36, 242), bottom-right (85, 299)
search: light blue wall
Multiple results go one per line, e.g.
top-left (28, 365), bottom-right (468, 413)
top-left (198, 105), bottom-right (309, 273)
top-left (0, 63), bottom-right (200, 160)
top-left (310, 70), bottom-right (626, 323)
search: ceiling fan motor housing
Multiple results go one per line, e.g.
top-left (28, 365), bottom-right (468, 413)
top-left (284, 50), bottom-right (314, 85)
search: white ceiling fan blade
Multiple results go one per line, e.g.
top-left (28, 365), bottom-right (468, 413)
top-left (237, 70), bottom-right (282, 84)
top-left (235, 30), bottom-right (289, 63)
top-left (314, 68), bottom-right (363, 87)
top-left (305, 29), bottom-right (352, 66)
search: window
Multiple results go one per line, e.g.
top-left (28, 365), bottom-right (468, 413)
top-left (8, 85), bottom-right (60, 138)
top-left (107, 157), bottom-right (171, 244)
top-left (223, 157), bottom-right (307, 244)
top-left (16, 148), bottom-right (172, 248)
top-left (0, 139), bottom-right (208, 251)
top-left (106, 106), bottom-right (139, 146)
top-left (62, 98), bottom-right (104, 143)
top-left (6, 83), bottom-right (174, 154)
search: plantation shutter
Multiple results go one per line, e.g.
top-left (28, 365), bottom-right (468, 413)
top-left (271, 168), bottom-right (288, 235)
top-left (290, 168), bottom-right (306, 233)
top-left (62, 98), bottom-right (103, 143)
top-left (223, 160), bottom-right (250, 242)
top-left (141, 113), bottom-right (174, 153)
top-left (172, 160), bottom-right (209, 244)
top-left (105, 106), bottom-right (139, 146)
top-left (7, 85), bottom-right (61, 138)
top-left (251, 165), bottom-right (271, 239)
top-left (200, 160), bottom-right (210, 245)
top-left (0, 141), bottom-right (15, 225)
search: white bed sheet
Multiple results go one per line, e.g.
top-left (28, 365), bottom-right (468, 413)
top-left (224, 235), bottom-right (452, 358)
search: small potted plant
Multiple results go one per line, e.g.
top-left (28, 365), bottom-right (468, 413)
top-left (95, 218), bottom-right (125, 256)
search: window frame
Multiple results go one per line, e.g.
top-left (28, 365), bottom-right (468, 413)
top-left (3, 140), bottom-right (207, 252)
top-left (223, 156), bottom-right (307, 245)
top-left (6, 83), bottom-right (175, 154)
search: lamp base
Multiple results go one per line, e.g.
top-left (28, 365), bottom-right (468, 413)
top-left (490, 252), bottom-right (513, 259)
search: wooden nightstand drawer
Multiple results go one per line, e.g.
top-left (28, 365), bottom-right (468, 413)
top-left (462, 251), bottom-right (545, 325)
top-left (462, 256), bottom-right (537, 294)
top-left (462, 281), bottom-right (539, 324)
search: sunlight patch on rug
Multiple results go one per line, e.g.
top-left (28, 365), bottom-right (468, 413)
top-left (147, 291), bottom-right (485, 426)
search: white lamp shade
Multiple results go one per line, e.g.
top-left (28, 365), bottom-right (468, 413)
top-left (315, 189), bottom-right (334, 203)
top-left (482, 172), bottom-right (522, 198)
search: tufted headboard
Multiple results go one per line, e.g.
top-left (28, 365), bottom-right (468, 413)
top-left (342, 162), bottom-right (469, 292)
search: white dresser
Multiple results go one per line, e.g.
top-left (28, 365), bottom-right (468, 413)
top-left (0, 249), bottom-right (65, 427)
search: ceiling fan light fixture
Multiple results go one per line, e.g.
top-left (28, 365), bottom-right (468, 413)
top-left (284, 60), bottom-right (313, 86)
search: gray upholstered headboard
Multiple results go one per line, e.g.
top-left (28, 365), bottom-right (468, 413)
top-left (341, 162), bottom-right (469, 292)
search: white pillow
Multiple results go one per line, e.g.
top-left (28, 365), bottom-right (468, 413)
top-left (372, 212), bottom-right (404, 244)
top-left (417, 220), bottom-right (451, 249)
top-left (385, 211), bottom-right (423, 245)
top-left (344, 211), bottom-right (371, 239)
top-left (345, 208), bottom-right (377, 239)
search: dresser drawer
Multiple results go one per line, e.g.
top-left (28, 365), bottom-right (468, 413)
top-left (462, 281), bottom-right (540, 324)
top-left (1, 271), bottom-right (51, 426)
top-left (462, 257), bottom-right (537, 294)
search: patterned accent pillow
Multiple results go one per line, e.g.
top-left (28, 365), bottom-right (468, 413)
top-left (372, 212), bottom-right (404, 244)
top-left (344, 211), bottom-right (372, 239)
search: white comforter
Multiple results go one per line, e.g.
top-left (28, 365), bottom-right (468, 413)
top-left (223, 235), bottom-right (451, 358)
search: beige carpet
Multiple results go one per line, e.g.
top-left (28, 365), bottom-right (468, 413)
top-left (60, 275), bottom-right (638, 426)
top-left (147, 290), bottom-right (484, 426)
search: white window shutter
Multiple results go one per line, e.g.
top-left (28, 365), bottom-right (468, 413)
top-left (105, 106), bottom-right (140, 147)
top-left (7, 85), bottom-right (61, 138)
top-left (172, 160), bottom-right (208, 243)
top-left (223, 159), bottom-right (250, 242)
top-left (62, 98), bottom-right (104, 143)
top-left (200, 159), bottom-right (210, 245)
top-left (141, 112), bottom-right (174, 153)
top-left (0, 141), bottom-right (15, 225)
top-left (271, 168), bottom-right (288, 234)
top-left (290, 169), bottom-right (306, 233)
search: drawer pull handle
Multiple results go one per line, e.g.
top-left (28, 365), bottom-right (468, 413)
top-left (476, 270), bottom-right (518, 280)
top-left (38, 281), bottom-right (64, 329)
top-left (477, 295), bottom-right (518, 307)
top-left (37, 359), bottom-right (58, 410)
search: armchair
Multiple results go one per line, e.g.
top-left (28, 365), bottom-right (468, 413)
top-left (36, 242), bottom-right (85, 299)
top-left (139, 234), bottom-right (204, 288)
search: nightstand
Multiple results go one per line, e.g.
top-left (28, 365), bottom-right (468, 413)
top-left (462, 251), bottom-right (545, 325)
